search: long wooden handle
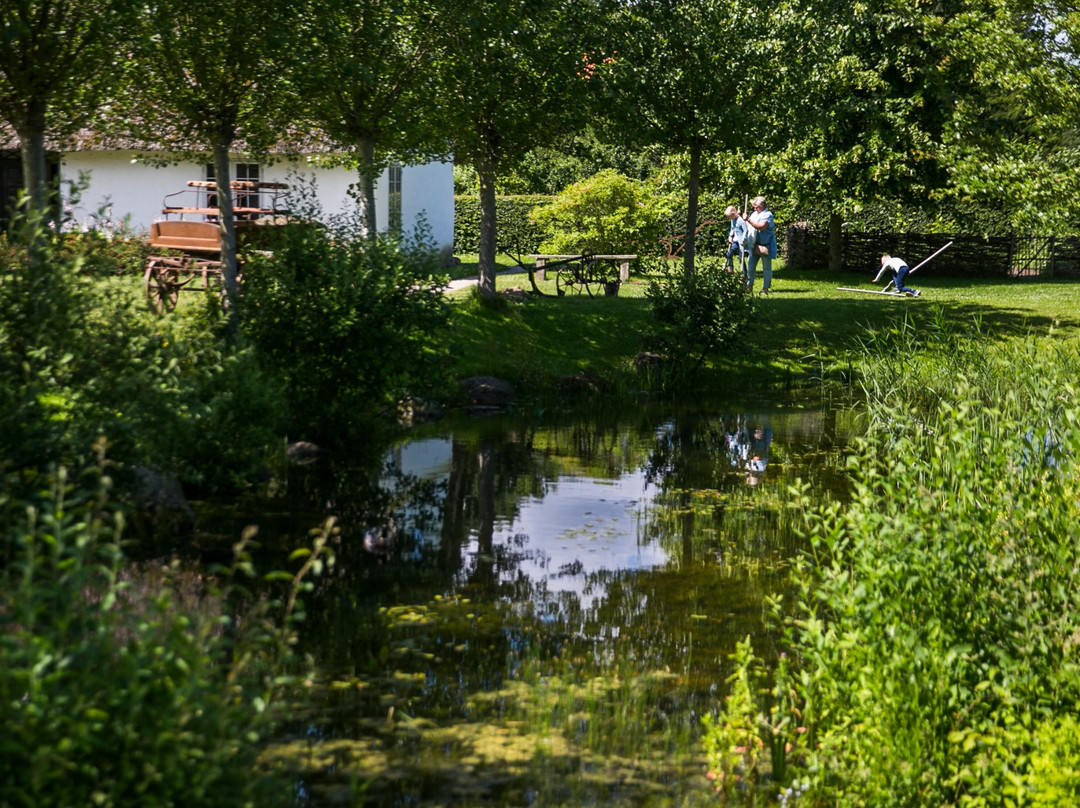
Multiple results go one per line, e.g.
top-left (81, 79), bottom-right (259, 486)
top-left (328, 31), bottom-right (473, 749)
top-left (909, 241), bottom-right (953, 274)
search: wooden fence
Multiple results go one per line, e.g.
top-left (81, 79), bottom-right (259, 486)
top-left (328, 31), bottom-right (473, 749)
top-left (784, 225), bottom-right (1080, 279)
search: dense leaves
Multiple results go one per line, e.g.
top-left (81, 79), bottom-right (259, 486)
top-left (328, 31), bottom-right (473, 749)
top-left (530, 170), bottom-right (669, 255)
top-left (701, 326), bottom-right (1080, 805)
top-left (0, 462), bottom-right (331, 807)
top-left (296, 0), bottom-right (450, 236)
top-left (0, 0), bottom-right (136, 215)
top-left (453, 194), bottom-right (547, 254)
top-left (240, 205), bottom-right (452, 446)
top-left (599, 0), bottom-right (763, 274)
top-left (0, 207), bottom-right (280, 486)
top-left (440, 0), bottom-right (602, 295)
top-left (645, 257), bottom-right (755, 381)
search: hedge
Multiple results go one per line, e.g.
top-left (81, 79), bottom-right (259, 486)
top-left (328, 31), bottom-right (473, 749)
top-left (454, 195), bottom-right (548, 255)
top-left (455, 194), bottom-right (737, 258)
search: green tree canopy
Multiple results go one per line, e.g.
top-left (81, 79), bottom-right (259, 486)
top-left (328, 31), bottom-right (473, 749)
top-left (600, 0), bottom-right (762, 276)
top-left (441, 0), bottom-right (603, 296)
top-left (0, 0), bottom-right (136, 219)
top-left (770, 0), bottom-right (1057, 261)
top-left (131, 0), bottom-right (302, 308)
top-left (296, 0), bottom-right (451, 238)
top-left (943, 0), bottom-right (1080, 231)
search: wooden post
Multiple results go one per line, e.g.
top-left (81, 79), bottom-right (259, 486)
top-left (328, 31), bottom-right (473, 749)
top-left (536, 256), bottom-right (546, 281)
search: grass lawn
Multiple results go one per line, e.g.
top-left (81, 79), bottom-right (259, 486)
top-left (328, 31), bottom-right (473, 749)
top-left (446, 258), bottom-right (1080, 396)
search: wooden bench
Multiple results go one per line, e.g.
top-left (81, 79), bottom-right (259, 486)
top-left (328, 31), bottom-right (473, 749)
top-left (530, 254), bottom-right (637, 282)
top-left (149, 220), bottom-right (221, 253)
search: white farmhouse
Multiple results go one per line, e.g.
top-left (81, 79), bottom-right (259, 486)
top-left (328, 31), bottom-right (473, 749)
top-left (0, 134), bottom-right (454, 250)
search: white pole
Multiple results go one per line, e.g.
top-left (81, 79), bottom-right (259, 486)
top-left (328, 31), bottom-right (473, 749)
top-left (909, 240), bottom-right (954, 274)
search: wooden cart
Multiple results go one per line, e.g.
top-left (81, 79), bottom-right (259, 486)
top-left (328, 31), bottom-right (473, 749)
top-left (144, 180), bottom-right (288, 312)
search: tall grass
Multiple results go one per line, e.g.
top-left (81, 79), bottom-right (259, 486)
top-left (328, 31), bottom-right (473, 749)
top-left (702, 323), bottom-right (1080, 806)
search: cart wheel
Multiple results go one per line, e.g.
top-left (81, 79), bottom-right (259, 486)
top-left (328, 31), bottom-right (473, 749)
top-left (144, 257), bottom-right (180, 313)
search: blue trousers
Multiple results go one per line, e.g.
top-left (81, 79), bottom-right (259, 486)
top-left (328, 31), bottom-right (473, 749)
top-left (725, 242), bottom-right (745, 270)
top-left (747, 253), bottom-right (772, 291)
top-left (893, 265), bottom-right (916, 293)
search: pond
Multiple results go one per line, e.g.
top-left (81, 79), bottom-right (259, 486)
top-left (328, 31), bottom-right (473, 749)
top-left (259, 401), bottom-right (860, 806)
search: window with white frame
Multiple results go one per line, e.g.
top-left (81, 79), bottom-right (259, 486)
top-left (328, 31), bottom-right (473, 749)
top-left (205, 163), bottom-right (262, 212)
top-left (387, 163), bottom-right (402, 234)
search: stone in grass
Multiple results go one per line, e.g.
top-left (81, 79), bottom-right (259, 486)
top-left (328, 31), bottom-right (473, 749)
top-left (462, 376), bottom-right (516, 409)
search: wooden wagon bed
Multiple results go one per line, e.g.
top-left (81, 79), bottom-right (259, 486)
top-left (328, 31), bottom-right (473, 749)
top-left (143, 180), bottom-right (289, 312)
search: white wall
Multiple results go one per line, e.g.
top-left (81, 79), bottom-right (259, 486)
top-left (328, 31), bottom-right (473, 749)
top-left (402, 160), bottom-right (454, 247)
top-left (59, 151), bottom-right (454, 250)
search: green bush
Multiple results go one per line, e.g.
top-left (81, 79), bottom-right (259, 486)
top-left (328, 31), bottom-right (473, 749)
top-left (498, 128), bottom-right (666, 195)
top-left (0, 208), bottom-right (282, 489)
top-left (240, 211), bottom-right (452, 446)
top-left (453, 194), bottom-right (547, 255)
top-left (709, 333), bottom-right (1080, 806)
top-left (530, 169), bottom-right (668, 255)
top-left (0, 460), bottom-right (333, 807)
top-left (788, 199), bottom-right (1018, 237)
top-left (59, 230), bottom-right (152, 279)
top-left (1026, 716), bottom-right (1080, 806)
top-left (643, 257), bottom-right (755, 383)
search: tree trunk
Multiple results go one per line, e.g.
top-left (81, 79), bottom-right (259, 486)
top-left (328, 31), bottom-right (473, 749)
top-left (828, 209), bottom-right (843, 271)
top-left (16, 108), bottom-right (50, 223)
top-left (469, 439), bottom-right (497, 587)
top-left (212, 142), bottom-right (240, 310)
top-left (356, 136), bottom-right (378, 240)
top-left (476, 157), bottom-right (497, 299)
top-left (683, 141), bottom-right (701, 279)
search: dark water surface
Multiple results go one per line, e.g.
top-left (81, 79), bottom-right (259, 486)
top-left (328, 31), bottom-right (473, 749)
top-left (261, 402), bottom-right (859, 806)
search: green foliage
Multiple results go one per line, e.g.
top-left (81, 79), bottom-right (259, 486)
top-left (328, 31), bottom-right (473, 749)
top-left (703, 638), bottom-right (808, 804)
top-left (454, 164), bottom-right (479, 195)
top-left (0, 459), bottom-right (335, 807)
top-left (789, 199), bottom-right (1018, 238)
top-left (1025, 716), bottom-right (1080, 807)
top-left (942, 5), bottom-right (1079, 231)
top-left (497, 127), bottom-right (666, 195)
top-left (0, 207), bottom-right (282, 488)
top-left (644, 257), bottom-right (755, 381)
top-left (770, 332), bottom-right (1080, 806)
top-left (530, 170), bottom-right (668, 255)
top-left (0, 0), bottom-right (139, 214)
top-left (240, 212), bottom-right (452, 446)
top-left (657, 192), bottom-right (740, 257)
top-left (453, 194), bottom-right (548, 255)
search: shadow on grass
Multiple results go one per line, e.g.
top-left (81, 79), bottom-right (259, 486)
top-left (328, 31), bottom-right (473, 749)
top-left (760, 273), bottom-right (1080, 356)
top-left (450, 268), bottom-right (1080, 395)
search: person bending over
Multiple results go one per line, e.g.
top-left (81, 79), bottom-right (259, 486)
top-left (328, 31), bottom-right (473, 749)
top-left (873, 254), bottom-right (920, 296)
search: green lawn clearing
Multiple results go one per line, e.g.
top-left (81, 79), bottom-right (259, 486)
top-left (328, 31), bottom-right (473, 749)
top-left (446, 261), bottom-right (1080, 396)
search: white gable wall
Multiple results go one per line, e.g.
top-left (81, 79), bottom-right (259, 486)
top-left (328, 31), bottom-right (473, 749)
top-left (59, 151), bottom-right (453, 250)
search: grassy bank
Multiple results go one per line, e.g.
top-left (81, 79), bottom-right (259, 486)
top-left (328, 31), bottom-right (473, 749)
top-left (446, 260), bottom-right (1080, 397)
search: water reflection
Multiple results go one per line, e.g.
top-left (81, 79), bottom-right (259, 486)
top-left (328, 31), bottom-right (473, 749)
top-left (275, 405), bottom-right (856, 806)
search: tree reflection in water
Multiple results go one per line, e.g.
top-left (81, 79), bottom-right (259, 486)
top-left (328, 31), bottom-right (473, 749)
top-left (270, 406), bottom-right (855, 806)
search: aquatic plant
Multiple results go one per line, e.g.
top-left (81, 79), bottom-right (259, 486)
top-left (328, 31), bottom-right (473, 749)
top-left (740, 335), bottom-right (1080, 806)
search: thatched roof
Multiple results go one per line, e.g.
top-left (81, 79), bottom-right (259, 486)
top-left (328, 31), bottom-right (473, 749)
top-left (0, 122), bottom-right (342, 157)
